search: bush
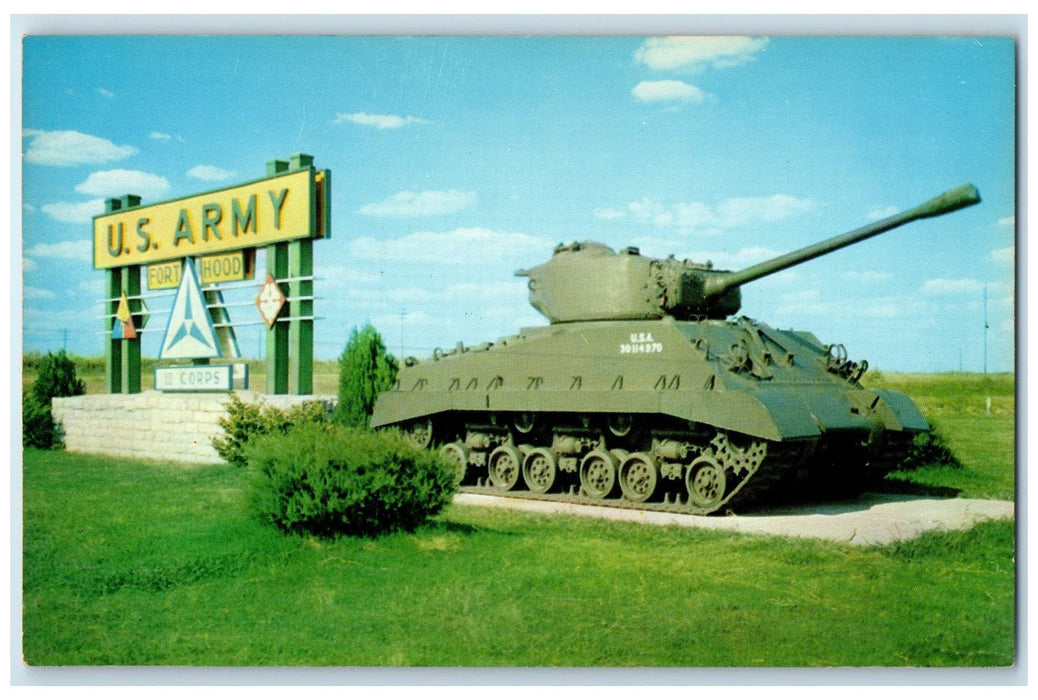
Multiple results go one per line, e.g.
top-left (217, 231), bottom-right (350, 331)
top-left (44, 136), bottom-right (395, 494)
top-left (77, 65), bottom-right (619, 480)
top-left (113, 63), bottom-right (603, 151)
top-left (247, 423), bottom-right (456, 538)
top-left (334, 323), bottom-right (397, 427)
top-left (22, 393), bottom-right (56, 449)
top-left (23, 349), bottom-right (86, 450)
top-left (30, 349), bottom-right (86, 405)
top-left (900, 423), bottom-right (964, 471)
top-left (212, 393), bottom-right (330, 467)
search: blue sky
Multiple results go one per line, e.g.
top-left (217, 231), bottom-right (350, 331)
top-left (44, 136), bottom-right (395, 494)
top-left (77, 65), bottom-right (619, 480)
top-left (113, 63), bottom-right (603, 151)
top-left (19, 33), bottom-right (1016, 373)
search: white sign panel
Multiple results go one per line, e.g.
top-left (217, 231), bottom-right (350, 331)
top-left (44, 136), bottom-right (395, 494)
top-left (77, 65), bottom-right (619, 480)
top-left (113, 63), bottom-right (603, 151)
top-left (155, 365), bottom-right (234, 392)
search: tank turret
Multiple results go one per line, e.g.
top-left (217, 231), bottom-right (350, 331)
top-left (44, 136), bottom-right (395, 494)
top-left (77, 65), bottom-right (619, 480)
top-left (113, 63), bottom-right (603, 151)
top-left (516, 184), bottom-right (980, 323)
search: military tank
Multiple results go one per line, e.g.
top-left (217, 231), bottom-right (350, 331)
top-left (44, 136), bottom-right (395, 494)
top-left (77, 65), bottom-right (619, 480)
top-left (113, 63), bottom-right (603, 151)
top-left (371, 184), bottom-right (981, 514)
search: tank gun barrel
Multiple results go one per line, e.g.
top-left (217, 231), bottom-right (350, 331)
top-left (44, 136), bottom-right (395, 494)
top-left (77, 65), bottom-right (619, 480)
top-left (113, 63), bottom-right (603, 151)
top-left (702, 183), bottom-right (980, 300)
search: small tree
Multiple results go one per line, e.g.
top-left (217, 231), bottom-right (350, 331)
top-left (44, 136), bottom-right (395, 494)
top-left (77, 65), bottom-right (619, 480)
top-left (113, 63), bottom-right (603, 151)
top-left (334, 323), bottom-right (398, 427)
top-left (31, 349), bottom-right (86, 404)
top-left (24, 349), bottom-right (86, 449)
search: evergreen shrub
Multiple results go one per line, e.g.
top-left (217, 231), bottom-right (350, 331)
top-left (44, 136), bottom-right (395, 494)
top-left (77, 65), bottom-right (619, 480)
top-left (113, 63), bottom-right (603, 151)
top-left (30, 349), bottom-right (86, 405)
top-left (22, 394), bottom-right (56, 449)
top-left (334, 323), bottom-right (397, 427)
top-left (247, 423), bottom-right (456, 538)
top-left (23, 349), bottom-right (86, 449)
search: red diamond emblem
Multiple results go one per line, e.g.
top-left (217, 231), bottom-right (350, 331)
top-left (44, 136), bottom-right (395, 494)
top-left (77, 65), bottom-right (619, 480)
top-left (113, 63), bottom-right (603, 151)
top-left (255, 274), bottom-right (286, 329)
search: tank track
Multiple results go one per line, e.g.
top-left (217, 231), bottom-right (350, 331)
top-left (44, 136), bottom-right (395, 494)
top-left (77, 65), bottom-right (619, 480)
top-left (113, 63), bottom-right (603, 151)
top-left (418, 416), bottom-right (919, 517)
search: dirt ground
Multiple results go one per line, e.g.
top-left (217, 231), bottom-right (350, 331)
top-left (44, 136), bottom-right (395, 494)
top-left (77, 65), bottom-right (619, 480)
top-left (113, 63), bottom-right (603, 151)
top-left (453, 492), bottom-right (1015, 546)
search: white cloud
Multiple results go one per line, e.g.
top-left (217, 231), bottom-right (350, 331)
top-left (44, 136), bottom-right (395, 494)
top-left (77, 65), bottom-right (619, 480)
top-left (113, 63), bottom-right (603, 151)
top-left (631, 80), bottom-right (709, 103)
top-left (23, 258), bottom-right (37, 271)
top-left (682, 246), bottom-right (783, 270)
top-left (843, 270), bottom-right (893, 283)
top-left (24, 286), bottom-right (56, 300)
top-left (39, 199), bottom-right (106, 224)
top-left (150, 131), bottom-right (172, 141)
top-left (75, 169), bottom-right (171, 199)
top-left (593, 208), bottom-right (626, 220)
top-left (627, 194), bottom-right (814, 234)
top-left (921, 278), bottom-right (986, 296)
top-left (97, 87), bottom-right (115, 99)
top-left (23, 129), bottom-right (138, 167)
top-left (333, 112), bottom-right (428, 129)
top-left (359, 190), bottom-right (477, 217)
top-left (348, 227), bottom-right (548, 264)
top-left (24, 240), bottom-right (93, 261)
top-left (187, 164), bottom-right (236, 182)
top-left (867, 205), bottom-right (901, 221)
top-left (998, 215), bottom-right (1015, 227)
top-left (634, 36), bottom-right (769, 72)
top-left (987, 246), bottom-right (1014, 267)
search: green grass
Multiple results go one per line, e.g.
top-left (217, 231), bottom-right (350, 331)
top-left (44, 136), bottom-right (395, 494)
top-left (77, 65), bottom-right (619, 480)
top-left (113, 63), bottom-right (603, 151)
top-left (863, 372), bottom-right (1015, 500)
top-left (22, 448), bottom-right (1015, 667)
top-left (21, 364), bottom-right (1017, 666)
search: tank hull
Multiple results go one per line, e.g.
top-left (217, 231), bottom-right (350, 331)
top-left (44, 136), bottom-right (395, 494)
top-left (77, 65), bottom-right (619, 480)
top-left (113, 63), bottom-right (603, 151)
top-left (371, 316), bottom-right (927, 514)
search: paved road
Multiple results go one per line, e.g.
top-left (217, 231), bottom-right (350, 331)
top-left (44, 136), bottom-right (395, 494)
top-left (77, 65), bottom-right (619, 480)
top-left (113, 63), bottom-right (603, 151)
top-left (453, 492), bottom-right (1015, 546)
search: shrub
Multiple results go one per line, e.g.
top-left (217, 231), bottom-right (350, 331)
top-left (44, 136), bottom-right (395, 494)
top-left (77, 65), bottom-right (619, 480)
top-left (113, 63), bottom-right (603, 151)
top-left (212, 393), bottom-right (329, 467)
top-left (334, 323), bottom-right (397, 427)
top-left (24, 349), bottom-right (86, 450)
top-left (30, 349), bottom-right (86, 405)
top-left (247, 423), bottom-right (455, 538)
top-left (22, 393), bottom-right (56, 449)
top-left (900, 423), bottom-right (964, 471)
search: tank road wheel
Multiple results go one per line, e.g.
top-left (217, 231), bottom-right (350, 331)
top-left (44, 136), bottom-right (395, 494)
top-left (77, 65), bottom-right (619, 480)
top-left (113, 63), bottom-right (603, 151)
top-left (579, 450), bottom-right (619, 499)
top-left (403, 418), bottom-right (434, 450)
top-left (488, 445), bottom-right (523, 491)
top-left (685, 455), bottom-right (728, 510)
top-left (618, 452), bottom-right (659, 503)
top-left (438, 442), bottom-right (469, 485)
top-left (522, 448), bottom-right (558, 494)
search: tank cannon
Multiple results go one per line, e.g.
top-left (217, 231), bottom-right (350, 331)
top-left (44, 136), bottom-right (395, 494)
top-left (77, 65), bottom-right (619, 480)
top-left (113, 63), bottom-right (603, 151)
top-left (517, 183), bottom-right (980, 322)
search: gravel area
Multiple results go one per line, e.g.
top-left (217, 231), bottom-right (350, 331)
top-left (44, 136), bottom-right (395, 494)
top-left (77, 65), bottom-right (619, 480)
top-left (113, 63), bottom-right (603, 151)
top-left (453, 492), bottom-right (1015, 546)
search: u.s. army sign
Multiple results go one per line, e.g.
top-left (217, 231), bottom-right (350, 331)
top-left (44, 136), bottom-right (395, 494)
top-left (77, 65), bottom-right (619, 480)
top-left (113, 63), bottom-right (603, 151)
top-left (92, 168), bottom-right (328, 269)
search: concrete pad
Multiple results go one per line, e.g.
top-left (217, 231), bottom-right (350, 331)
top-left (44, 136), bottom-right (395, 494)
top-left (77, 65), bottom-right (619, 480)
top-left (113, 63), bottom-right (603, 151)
top-left (452, 492), bottom-right (1015, 546)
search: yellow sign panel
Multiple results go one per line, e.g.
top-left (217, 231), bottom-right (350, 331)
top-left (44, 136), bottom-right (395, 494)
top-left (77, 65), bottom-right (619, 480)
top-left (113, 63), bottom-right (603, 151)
top-left (94, 168), bottom-right (321, 269)
top-left (147, 251), bottom-right (256, 290)
top-left (199, 250), bottom-right (255, 284)
top-left (147, 260), bottom-right (182, 290)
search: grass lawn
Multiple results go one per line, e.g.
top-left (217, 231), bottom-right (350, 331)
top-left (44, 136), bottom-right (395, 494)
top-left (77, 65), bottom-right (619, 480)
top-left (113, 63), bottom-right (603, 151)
top-left (20, 365), bottom-right (1017, 667)
top-left (22, 448), bottom-right (1015, 667)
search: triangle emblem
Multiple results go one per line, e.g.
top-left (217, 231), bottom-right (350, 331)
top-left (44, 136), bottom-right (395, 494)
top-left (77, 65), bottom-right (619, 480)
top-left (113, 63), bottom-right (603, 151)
top-left (159, 259), bottom-right (221, 359)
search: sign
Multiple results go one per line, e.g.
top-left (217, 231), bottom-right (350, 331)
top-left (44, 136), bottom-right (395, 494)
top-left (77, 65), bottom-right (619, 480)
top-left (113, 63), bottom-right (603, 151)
top-left (155, 364), bottom-right (234, 392)
top-left (111, 291), bottom-right (137, 339)
top-left (93, 167), bottom-right (327, 269)
top-left (255, 273), bottom-right (287, 328)
top-left (147, 260), bottom-right (182, 290)
top-left (199, 250), bottom-right (255, 284)
top-left (147, 250), bottom-right (256, 290)
top-left (159, 260), bottom-right (220, 359)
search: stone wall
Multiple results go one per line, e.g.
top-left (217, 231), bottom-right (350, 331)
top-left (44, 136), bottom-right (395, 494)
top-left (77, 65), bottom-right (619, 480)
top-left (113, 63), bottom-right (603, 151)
top-left (51, 391), bottom-right (336, 464)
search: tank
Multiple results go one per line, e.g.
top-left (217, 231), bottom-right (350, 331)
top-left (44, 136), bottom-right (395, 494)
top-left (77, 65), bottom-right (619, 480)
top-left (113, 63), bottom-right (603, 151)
top-left (371, 184), bottom-right (981, 514)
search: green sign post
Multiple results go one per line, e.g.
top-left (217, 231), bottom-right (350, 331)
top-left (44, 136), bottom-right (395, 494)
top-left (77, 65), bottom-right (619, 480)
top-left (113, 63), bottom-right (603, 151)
top-left (94, 154), bottom-right (330, 395)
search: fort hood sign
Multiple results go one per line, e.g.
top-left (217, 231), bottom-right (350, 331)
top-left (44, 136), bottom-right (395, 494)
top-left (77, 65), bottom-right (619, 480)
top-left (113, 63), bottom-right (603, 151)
top-left (93, 167), bottom-right (328, 269)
